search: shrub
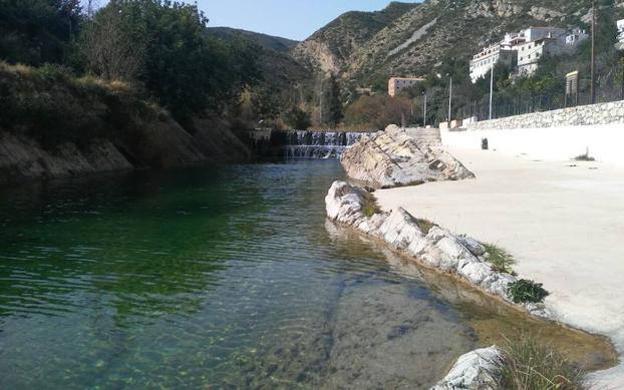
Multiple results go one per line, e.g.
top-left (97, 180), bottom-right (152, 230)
top-left (500, 334), bottom-right (587, 390)
top-left (508, 279), bottom-right (549, 304)
top-left (573, 153), bottom-right (595, 162)
top-left (361, 192), bottom-right (380, 218)
top-left (483, 243), bottom-right (516, 275)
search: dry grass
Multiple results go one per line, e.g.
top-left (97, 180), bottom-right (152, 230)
top-left (483, 243), bottom-right (516, 275)
top-left (500, 334), bottom-right (587, 390)
top-left (0, 61), bottom-right (158, 147)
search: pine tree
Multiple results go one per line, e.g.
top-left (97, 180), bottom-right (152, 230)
top-left (326, 74), bottom-right (343, 127)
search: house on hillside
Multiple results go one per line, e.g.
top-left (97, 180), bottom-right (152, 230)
top-left (469, 43), bottom-right (517, 82)
top-left (469, 26), bottom-right (586, 82)
top-left (388, 77), bottom-right (425, 97)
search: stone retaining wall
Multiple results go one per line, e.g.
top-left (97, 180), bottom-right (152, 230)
top-left (467, 100), bottom-right (624, 130)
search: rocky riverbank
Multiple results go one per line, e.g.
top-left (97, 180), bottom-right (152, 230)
top-left (340, 125), bottom-right (475, 188)
top-left (325, 181), bottom-right (549, 317)
top-left (324, 180), bottom-right (619, 388)
top-left (324, 181), bottom-right (542, 387)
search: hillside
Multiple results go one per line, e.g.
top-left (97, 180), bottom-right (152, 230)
top-left (292, 1), bottom-right (419, 74)
top-left (207, 27), bottom-right (298, 52)
top-left (293, 0), bottom-right (624, 90)
top-left (207, 27), bottom-right (313, 97)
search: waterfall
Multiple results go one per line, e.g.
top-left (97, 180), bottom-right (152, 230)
top-left (282, 130), bottom-right (366, 159)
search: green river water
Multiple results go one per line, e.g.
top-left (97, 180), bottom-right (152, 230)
top-left (0, 161), bottom-right (615, 389)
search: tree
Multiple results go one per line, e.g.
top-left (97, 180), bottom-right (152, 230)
top-left (0, 0), bottom-right (83, 65)
top-left (80, 4), bottom-right (145, 81)
top-left (284, 107), bottom-right (311, 130)
top-left (326, 74), bottom-right (343, 127)
top-left (344, 95), bottom-right (412, 129)
top-left (102, 0), bottom-right (260, 121)
top-left (251, 87), bottom-right (281, 121)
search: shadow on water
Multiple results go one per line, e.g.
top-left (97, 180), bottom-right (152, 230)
top-left (0, 160), bottom-right (616, 389)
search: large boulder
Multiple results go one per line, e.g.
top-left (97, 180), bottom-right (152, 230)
top-left (340, 125), bottom-right (475, 188)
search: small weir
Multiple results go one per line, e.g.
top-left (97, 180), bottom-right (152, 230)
top-left (283, 131), bottom-right (364, 159)
top-left (248, 129), bottom-right (369, 159)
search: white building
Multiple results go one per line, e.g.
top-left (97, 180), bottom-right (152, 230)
top-left (565, 28), bottom-right (588, 46)
top-left (515, 39), bottom-right (562, 76)
top-left (469, 44), bottom-right (517, 83)
top-left (469, 26), bottom-right (585, 82)
top-left (515, 28), bottom-right (585, 76)
top-left (518, 27), bottom-right (566, 42)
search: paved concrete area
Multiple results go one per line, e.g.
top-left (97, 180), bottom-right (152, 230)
top-left (376, 148), bottom-right (624, 387)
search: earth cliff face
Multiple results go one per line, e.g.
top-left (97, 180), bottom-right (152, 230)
top-left (0, 118), bottom-right (250, 186)
top-left (340, 125), bottom-right (475, 189)
top-left (0, 63), bottom-right (251, 186)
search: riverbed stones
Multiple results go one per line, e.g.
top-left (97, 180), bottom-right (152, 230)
top-left (339, 125), bottom-right (475, 188)
top-left (431, 346), bottom-right (503, 390)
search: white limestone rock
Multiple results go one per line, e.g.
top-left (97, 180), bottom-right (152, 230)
top-left (340, 126), bottom-right (475, 189)
top-left (459, 261), bottom-right (493, 286)
top-left (458, 235), bottom-right (487, 257)
top-left (325, 180), bottom-right (551, 321)
top-left (431, 346), bottom-right (503, 390)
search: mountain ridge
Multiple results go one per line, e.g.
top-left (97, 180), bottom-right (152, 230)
top-left (292, 0), bottom-right (624, 90)
top-left (207, 27), bottom-right (299, 52)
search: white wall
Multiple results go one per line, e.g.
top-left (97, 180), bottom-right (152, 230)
top-left (441, 124), bottom-right (624, 166)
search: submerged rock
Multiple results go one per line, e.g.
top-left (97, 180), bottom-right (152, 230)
top-left (431, 346), bottom-right (503, 390)
top-left (340, 125), bottom-right (475, 188)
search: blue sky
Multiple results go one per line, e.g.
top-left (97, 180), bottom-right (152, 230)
top-left (201, 0), bottom-right (421, 41)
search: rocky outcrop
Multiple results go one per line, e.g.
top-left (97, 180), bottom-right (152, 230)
top-left (431, 347), bottom-right (503, 390)
top-left (340, 125), bottom-right (475, 188)
top-left (325, 180), bottom-right (549, 318)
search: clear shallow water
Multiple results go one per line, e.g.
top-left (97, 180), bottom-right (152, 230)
top-left (0, 161), bottom-right (613, 389)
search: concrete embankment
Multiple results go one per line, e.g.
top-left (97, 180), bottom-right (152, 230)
top-left (325, 179), bottom-right (617, 388)
top-left (449, 100), bottom-right (624, 166)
